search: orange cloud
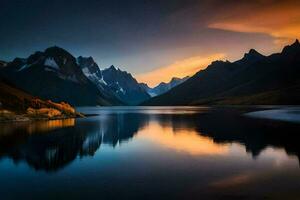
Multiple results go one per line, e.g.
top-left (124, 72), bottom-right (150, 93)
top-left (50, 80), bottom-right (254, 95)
top-left (208, 2), bottom-right (300, 45)
top-left (136, 53), bottom-right (225, 87)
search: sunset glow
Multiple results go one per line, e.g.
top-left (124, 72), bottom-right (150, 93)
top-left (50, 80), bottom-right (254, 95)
top-left (208, 1), bottom-right (300, 45)
top-left (136, 53), bottom-right (225, 87)
top-left (137, 122), bottom-right (229, 155)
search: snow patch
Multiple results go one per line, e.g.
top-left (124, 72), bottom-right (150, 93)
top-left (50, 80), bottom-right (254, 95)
top-left (18, 64), bottom-right (31, 71)
top-left (44, 57), bottom-right (59, 69)
top-left (114, 82), bottom-right (126, 94)
top-left (82, 67), bottom-right (91, 76)
top-left (99, 77), bottom-right (107, 85)
top-left (82, 67), bottom-right (108, 86)
top-left (148, 92), bottom-right (157, 97)
top-left (119, 87), bottom-right (125, 94)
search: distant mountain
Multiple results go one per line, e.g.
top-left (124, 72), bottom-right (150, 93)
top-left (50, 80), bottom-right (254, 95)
top-left (101, 65), bottom-right (150, 105)
top-left (143, 40), bottom-right (300, 105)
top-left (0, 47), bottom-right (121, 106)
top-left (142, 76), bottom-right (189, 97)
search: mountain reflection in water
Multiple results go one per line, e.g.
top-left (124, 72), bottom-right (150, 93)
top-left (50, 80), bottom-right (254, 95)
top-left (0, 107), bottom-right (299, 172)
top-left (137, 122), bottom-right (230, 155)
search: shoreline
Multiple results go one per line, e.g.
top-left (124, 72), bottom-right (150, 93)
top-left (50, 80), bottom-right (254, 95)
top-left (0, 115), bottom-right (79, 123)
top-left (2, 106), bottom-right (300, 123)
top-left (0, 111), bottom-right (85, 123)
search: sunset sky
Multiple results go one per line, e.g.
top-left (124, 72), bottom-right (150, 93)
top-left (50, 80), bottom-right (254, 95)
top-left (1, 0), bottom-right (300, 86)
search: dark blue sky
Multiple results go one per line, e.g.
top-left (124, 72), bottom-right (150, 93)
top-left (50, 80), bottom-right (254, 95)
top-left (1, 0), bottom-right (194, 69)
top-left (1, 0), bottom-right (298, 85)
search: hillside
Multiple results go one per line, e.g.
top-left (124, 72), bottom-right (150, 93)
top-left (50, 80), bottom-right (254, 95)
top-left (142, 40), bottom-right (300, 106)
top-left (0, 79), bottom-right (81, 121)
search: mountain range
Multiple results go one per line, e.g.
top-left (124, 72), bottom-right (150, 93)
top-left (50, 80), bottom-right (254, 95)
top-left (0, 46), bottom-right (188, 106)
top-left (143, 40), bottom-right (300, 105)
top-left (140, 76), bottom-right (189, 97)
top-left (1, 40), bottom-right (299, 107)
top-left (0, 47), bottom-right (124, 106)
top-left (0, 47), bottom-right (157, 106)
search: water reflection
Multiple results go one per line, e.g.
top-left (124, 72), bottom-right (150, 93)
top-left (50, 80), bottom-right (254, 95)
top-left (0, 114), bottom-right (149, 171)
top-left (137, 122), bottom-right (230, 155)
top-left (26, 119), bottom-right (75, 134)
top-left (0, 107), bottom-right (299, 172)
top-left (0, 118), bottom-right (75, 136)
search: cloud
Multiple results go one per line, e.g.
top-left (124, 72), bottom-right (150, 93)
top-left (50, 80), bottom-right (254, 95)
top-left (208, 1), bottom-right (300, 45)
top-left (136, 53), bottom-right (225, 87)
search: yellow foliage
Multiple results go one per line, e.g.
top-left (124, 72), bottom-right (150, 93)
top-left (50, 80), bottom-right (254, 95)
top-left (27, 107), bottom-right (62, 118)
top-left (46, 100), bottom-right (75, 114)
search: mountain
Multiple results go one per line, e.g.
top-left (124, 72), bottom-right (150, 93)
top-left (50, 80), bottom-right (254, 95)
top-left (235, 49), bottom-right (267, 66)
top-left (142, 76), bottom-right (189, 97)
top-left (76, 56), bottom-right (121, 101)
top-left (77, 57), bottom-right (150, 105)
top-left (0, 47), bottom-right (121, 106)
top-left (101, 65), bottom-right (150, 105)
top-left (142, 40), bottom-right (300, 105)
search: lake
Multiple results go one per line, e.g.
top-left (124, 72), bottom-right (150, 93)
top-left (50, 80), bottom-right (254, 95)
top-left (0, 106), bottom-right (300, 200)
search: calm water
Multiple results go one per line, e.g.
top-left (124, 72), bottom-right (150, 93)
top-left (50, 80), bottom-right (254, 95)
top-left (0, 106), bottom-right (300, 200)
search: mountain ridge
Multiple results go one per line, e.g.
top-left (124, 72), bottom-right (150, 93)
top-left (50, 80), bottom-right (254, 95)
top-left (2, 41), bottom-right (300, 107)
top-left (0, 46), bottom-right (151, 106)
top-left (77, 57), bottom-right (150, 105)
top-left (142, 40), bottom-right (300, 105)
